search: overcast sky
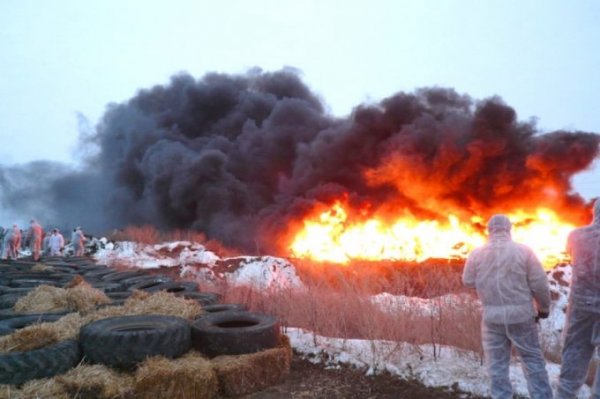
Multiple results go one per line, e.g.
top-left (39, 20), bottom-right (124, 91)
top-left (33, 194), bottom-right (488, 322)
top-left (1, 0), bottom-right (598, 198)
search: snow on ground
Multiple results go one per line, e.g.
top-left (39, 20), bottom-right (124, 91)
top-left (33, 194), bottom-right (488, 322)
top-left (287, 328), bottom-right (591, 398)
top-left (93, 240), bottom-right (303, 290)
top-left (92, 240), bottom-right (593, 397)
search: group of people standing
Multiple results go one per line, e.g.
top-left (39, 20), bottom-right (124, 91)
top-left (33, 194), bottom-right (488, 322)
top-left (0, 219), bottom-right (86, 261)
top-left (464, 199), bottom-right (600, 399)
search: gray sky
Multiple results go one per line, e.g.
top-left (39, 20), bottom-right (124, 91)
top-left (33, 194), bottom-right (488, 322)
top-left (1, 0), bottom-right (598, 198)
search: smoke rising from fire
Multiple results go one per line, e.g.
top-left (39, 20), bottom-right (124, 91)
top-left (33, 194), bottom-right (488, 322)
top-left (1, 69), bottom-right (598, 254)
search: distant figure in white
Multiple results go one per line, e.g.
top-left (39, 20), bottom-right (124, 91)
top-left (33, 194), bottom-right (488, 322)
top-left (2, 224), bottom-right (22, 260)
top-left (27, 219), bottom-right (44, 261)
top-left (556, 199), bottom-right (600, 399)
top-left (463, 214), bottom-right (552, 399)
top-left (42, 231), bottom-right (51, 256)
top-left (72, 226), bottom-right (86, 257)
top-left (48, 228), bottom-right (65, 257)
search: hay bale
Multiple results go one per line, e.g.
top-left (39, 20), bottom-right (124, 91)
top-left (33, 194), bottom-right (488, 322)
top-left (211, 334), bottom-right (292, 397)
top-left (17, 378), bottom-right (68, 399)
top-left (56, 364), bottom-right (134, 399)
top-left (122, 291), bottom-right (202, 320)
top-left (51, 313), bottom-right (85, 341)
top-left (65, 280), bottom-right (111, 313)
top-left (0, 384), bottom-right (18, 399)
top-left (13, 285), bottom-right (69, 313)
top-left (134, 352), bottom-right (218, 399)
top-left (30, 263), bottom-right (55, 272)
top-left (0, 324), bottom-right (59, 352)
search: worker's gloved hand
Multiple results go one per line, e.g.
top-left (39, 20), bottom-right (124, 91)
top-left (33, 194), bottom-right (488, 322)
top-left (535, 311), bottom-right (550, 322)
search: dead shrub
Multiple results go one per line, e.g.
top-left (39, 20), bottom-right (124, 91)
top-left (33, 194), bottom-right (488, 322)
top-left (56, 364), bottom-right (134, 399)
top-left (211, 334), bottom-right (292, 397)
top-left (134, 352), bottom-right (217, 399)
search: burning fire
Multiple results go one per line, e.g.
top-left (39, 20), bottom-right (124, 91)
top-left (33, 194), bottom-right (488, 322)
top-left (289, 201), bottom-right (574, 268)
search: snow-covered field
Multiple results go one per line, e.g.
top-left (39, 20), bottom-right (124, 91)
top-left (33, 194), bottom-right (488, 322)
top-left (93, 240), bottom-right (592, 398)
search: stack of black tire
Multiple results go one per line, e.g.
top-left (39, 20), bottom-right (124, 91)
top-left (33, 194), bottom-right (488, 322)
top-left (0, 256), bottom-right (280, 386)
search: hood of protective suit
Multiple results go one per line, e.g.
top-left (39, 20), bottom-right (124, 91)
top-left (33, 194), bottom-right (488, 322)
top-left (487, 214), bottom-right (512, 241)
top-left (593, 199), bottom-right (600, 225)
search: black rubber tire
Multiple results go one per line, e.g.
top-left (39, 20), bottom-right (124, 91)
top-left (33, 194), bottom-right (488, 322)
top-left (105, 291), bottom-right (133, 300)
top-left (101, 270), bottom-right (148, 283)
top-left (80, 315), bottom-right (191, 370)
top-left (9, 279), bottom-right (65, 289)
top-left (0, 314), bottom-right (65, 336)
top-left (121, 275), bottom-right (172, 290)
top-left (89, 282), bottom-right (125, 293)
top-left (82, 269), bottom-right (118, 280)
top-left (201, 303), bottom-right (247, 314)
top-left (0, 339), bottom-right (81, 385)
top-left (191, 311), bottom-right (279, 357)
top-left (0, 292), bottom-right (29, 309)
top-left (183, 292), bottom-right (221, 306)
top-left (146, 281), bottom-right (199, 294)
top-left (0, 309), bottom-right (70, 321)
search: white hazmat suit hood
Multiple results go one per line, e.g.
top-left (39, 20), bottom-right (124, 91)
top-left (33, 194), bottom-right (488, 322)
top-left (463, 214), bottom-right (550, 324)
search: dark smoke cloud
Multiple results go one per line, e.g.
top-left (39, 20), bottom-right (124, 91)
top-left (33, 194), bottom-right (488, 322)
top-left (2, 69), bottom-right (598, 253)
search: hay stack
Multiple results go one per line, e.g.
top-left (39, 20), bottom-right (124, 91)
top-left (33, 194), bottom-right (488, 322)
top-left (12, 280), bottom-right (110, 314)
top-left (30, 263), bottom-right (55, 272)
top-left (211, 334), bottom-right (292, 397)
top-left (134, 352), bottom-right (218, 399)
top-left (65, 278), bottom-right (111, 313)
top-left (13, 285), bottom-right (69, 313)
top-left (0, 324), bottom-right (59, 352)
top-left (123, 290), bottom-right (203, 320)
top-left (15, 378), bottom-right (68, 399)
top-left (56, 364), bottom-right (134, 399)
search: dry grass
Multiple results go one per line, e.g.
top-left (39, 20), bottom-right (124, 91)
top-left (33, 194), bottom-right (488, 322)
top-left (211, 334), bottom-right (292, 397)
top-left (205, 258), bottom-right (484, 359)
top-left (134, 352), bottom-right (218, 399)
top-left (56, 364), bottom-right (135, 399)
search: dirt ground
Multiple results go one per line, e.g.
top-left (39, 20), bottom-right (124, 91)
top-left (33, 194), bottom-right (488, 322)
top-left (239, 355), bottom-right (488, 399)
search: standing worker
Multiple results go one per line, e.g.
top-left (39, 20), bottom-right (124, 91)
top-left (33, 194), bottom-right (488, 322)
top-left (48, 228), bottom-right (65, 257)
top-left (3, 224), bottom-right (22, 260)
top-left (556, 199), bottom-right (600, 398)
top-left (72, 226), bottom-right (86, 257)
top-left (463, 214), bottom-right (552, 399)
top-left (27, 219), bottom-right (43, 261)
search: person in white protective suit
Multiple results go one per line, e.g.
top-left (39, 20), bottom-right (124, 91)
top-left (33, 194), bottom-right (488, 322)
top-left (2, 224), bottom-right (22, 260)
top-left (556, 199), bottom-right (600, 399)
top-left (463, 214), bottom-right (552, 399)
top-left (27, 219), bottom-right (43, 261)
top-left (72, 226), bottom-right (86, 257)
top-left (48, 228), bottom-right (65, 257)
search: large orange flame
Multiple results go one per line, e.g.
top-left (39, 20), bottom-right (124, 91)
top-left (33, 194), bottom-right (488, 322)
top-left (289, 201), bottom-right (574, 268)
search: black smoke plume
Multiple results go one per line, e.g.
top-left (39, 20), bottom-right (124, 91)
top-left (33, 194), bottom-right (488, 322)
top-left (2, 69), bottom-right (598, 254)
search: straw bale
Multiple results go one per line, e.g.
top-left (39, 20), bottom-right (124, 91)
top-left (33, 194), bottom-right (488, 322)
top-left (51, 312), bottom-right (85, 341)
top-left (0, 384), bottom-right (18, 399)
top-left (0, 324), bottom-right (58, 353)
top-left (13, 285), bottom-right (69, 313)
top-left (30, 263), bottom-right (55, 272)
top-left (134, 352), bottom-right (218, 399)
top-left (17, 378), bottom-right (68, 399)
top-left (211, 334), bottom-right (292, 397)
top-left (65, 280), bottom-right (111, 313)
top-left (122, 291), bottom-right (202, 320)
top-left (56, 364), bottom-right (135, 399)
top-left (63, 274), bottom-right (86, 288)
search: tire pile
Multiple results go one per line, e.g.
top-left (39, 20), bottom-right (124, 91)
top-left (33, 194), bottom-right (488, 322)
top-left (0, 256), bottom-right (288, 397)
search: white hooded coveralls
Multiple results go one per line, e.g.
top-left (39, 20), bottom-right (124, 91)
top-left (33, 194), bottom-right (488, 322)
top-left (463, 214), bottom-right (552, 399)
top-left (556, 199), bottom-right (600, 399)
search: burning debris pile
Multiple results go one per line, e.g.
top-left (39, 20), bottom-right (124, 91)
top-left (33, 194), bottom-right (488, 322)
top-left (2, 70), bottom-right (598, 266)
